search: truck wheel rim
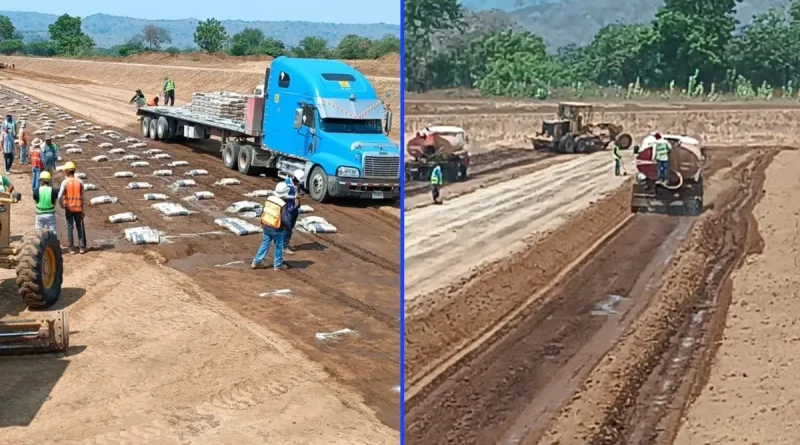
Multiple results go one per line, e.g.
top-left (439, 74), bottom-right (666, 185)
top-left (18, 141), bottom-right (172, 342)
top-left (312, 175), bottom-right (323, 195)
top-left (42, 246), bottom-right (56, 289)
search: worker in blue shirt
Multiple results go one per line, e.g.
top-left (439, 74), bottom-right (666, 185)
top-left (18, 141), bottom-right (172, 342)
top-left (430, 164), bottom-right (443, 204)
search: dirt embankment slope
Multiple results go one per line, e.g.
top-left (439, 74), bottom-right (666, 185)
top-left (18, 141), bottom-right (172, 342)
top-left (0, 172), bottom-right (397, 445)
top-left (4, 56), bottom-right (400, 125)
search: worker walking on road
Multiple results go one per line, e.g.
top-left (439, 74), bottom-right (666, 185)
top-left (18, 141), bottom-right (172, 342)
top-left (652, 133), bottom-right (671, 184)
top-left (29, 138), bottom-right (42, 190)
top-left (18, 122), bottom-right (28, 165)
top-left (163, 77), bottom-right (176, 106)
top-left (33, 171), bottom-right (58, 232)
top-left (283, 169), bottom-right (303, 254)
top-left (430, 164), bottom-right (443, 204)
top-left (613, 143), bottom-right (626, 176)
top-left (251, 182), bottom-right (291, 271)
top-left (1, 126), bottom-right (13, 174)
top-left (58, 162), bottom-right (87, 254)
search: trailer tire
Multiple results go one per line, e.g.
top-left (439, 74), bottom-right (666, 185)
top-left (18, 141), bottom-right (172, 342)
top-left (149, 118), bottom-right (159, 140)
top-left (156, 117), bottom-right (169, 140)
top-left (308, 166), bottom-right (330, 203)
top-left (167, 118), bottom-right (178, 139)
top-left (16, 229), bottom-right (63, 309)
top-left (237, 145), bottom-right (255, 175)
top-left (141, 116), bottom-right (151, 138)
top-left (223, 142), bottom-right (240, 170)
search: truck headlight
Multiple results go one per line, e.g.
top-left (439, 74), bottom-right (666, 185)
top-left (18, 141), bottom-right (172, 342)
top-left (337, 166), bottom-right (360, 178)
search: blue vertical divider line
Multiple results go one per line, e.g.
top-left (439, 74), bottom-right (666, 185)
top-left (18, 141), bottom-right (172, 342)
top-left (398, 0), bottom-right (406, 441)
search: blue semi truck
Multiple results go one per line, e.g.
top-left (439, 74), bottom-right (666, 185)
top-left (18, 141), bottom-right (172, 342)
top-left (136, 57), bottom-right (399, 202)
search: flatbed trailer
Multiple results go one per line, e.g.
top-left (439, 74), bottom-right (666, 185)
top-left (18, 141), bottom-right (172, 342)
top-left (135, 57), bottom-right (400, 203)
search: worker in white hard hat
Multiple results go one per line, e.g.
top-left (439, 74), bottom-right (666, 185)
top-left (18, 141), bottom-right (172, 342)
top-left (282, 169), bottom-right (304, 254)
top-left (252, 181), bottom-right (292, 271)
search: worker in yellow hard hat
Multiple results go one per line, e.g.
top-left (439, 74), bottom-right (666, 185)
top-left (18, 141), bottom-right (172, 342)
top-left (58, 161), bottom-right (87, 254)
top-left (33, 170), bottom-right (57, 232)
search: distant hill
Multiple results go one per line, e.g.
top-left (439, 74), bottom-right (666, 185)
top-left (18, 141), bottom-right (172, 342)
top-left (459, 0), bottom-right (791, 49)
top-left (0, 11), bottom-right (400, 49)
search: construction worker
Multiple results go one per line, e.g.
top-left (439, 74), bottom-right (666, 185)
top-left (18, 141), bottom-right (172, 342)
top-left (33, 170), bottom-right (57, 232)
top-left (18, 121), bottom-right (28, 165)
top-left (163, 77), bottom-right (176, 106)
top-left (613, 143), bottom-right (626, 176)
top-left (283, 169), bottom-right (303, 254)
top-left (652, 133), bottom-right (671, 184)
top-left (29, 138), bottom-right (42, 190)
top-left (147, 95), bottom-right (160, 107)
top-left (130, 89), bottom-right (146, 108)
top-left (2, 114), bottom-right (16, 138)
top-left (58, 162), bottom-right (86, 254)
top-left (430, 164), bottom-right (443, 204)
top-left (1, 126), bottom-right (13, 174)
top-left (39, 135), bottom-right (58, 178)
top-left (0, 172), bottom-right (14, 193)
top-left (251, 182), bottom-right (291, 271)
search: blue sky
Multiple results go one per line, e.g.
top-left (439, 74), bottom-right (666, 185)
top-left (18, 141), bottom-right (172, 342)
top-left (2, 0), bottom-right (400, 24)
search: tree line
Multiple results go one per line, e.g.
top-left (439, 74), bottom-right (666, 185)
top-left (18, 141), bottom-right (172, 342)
top-left (0, 14), bottom-right (399, 60)
top-left (406, 0), bottom-right (800, 99)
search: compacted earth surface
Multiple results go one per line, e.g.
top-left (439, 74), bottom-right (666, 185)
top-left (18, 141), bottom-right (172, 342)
top-left (404, 96), bottom-right (800, 444)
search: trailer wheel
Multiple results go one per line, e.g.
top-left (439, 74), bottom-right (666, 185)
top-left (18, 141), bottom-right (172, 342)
top-left (223, 142), bottom-right (240, 170)
top-left (156, 117), bottom-right (169, 140)
top-left (149, 118), bottom-right (159, 140)
top-left (308, 166), bottom-right (330, 203)
top-left (237, 145), bottom-right (255, 175)
top-left (167, 118), bottom-right (178, 139)
top-left (141, 116), bottom-right (151, 138)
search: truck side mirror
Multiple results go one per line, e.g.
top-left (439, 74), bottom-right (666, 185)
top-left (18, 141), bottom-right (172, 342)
top-left (384, 110), bottom-right (392, 135)
top-left (293, 109), bottom-right (302, 130)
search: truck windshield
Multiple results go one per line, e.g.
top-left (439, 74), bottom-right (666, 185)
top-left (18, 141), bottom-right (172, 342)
top-left (321, 118), bottom-right (382, 134)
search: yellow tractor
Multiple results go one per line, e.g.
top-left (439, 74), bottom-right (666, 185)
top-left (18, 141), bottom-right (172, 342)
top-left (528, 102), bottom-right (633, 154)
top-left (0, 191), bottom-right (68, 355)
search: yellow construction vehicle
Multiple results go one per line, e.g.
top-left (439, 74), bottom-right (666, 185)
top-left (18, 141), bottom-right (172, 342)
top-left (528, 102), bottom-right (633, 154)
top-left (0, 191), bottom-right (68, 355)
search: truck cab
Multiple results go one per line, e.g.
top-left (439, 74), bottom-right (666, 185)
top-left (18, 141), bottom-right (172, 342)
top-left (261, 57), bottom-right (399, 202)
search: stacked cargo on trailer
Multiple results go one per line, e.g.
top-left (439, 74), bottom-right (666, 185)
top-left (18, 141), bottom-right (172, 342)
top-left (136, 57), bottom-right (399, 203)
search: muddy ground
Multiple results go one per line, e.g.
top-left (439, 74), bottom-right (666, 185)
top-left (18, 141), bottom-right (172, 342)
top-left (404, 139), bottom-right (785, 443)
top-left (0, 84), bottom-right (399, 442)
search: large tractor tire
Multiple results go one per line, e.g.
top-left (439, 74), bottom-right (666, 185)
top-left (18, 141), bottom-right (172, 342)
top-left (15, 229), bottom-right (63, 308)
top-left (559, 134), bottom-right (575, 154)
top-left (616, 133), bottom-right (633, 149)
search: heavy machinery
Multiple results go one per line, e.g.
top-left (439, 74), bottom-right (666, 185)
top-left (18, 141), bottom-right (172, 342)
top-left (0, 191), bottom-right (68, 355)
top-left (631, 134), bottom-right (706, 216)
top-left (529, 102), bottom-right (633, 154)
top-left (405, 125), bottom-right (470, 182)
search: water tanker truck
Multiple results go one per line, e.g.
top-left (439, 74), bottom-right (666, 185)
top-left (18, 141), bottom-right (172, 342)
top-left (136, 57), bottom-right (399, 203)
top-left (631, 134), bottom-right (706, 216)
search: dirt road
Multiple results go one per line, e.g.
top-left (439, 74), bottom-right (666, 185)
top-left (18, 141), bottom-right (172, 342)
top-left (673, 149), bottom-right (800, 445)
top-left (0, 85), bottom-right (399, 440)
top-left (404, 151), bottom-right (629, 304)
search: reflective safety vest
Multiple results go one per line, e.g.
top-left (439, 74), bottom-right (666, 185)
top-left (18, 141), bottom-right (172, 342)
top-left (36, 186), bottom-right (55, 214)
top-left (653, 140), bottom-right (671, 162)
top-left (260, 195), bottom-right (286, 229)
top-left (30, 148), bottom-right (42, 169)
top-left (164, 79), bottom-right (175, 92)
top-left (430, 166), bottom-right (442, 185)
top-left (613, 145), bottom-right (621, 160)
top-left (63, 177), bottom-right (83, 213)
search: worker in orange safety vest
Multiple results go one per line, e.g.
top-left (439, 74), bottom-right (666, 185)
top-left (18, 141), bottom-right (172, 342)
top-left (58, 161), bottom-right (87, 254)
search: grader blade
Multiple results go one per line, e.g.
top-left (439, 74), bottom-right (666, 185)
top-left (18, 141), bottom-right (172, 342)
top-left (0, 310), bottom-right (69, 355)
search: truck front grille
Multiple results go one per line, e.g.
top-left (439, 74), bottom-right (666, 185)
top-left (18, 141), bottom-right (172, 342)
top-left (363, 153), bottom-right (400, 179)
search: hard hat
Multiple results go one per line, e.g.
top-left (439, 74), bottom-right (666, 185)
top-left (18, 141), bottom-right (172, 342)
top-left (293, 169), bottom-right (305, 182)
top-left (40, 171), bottom-right (51, 180)
top-left (274, 182), bottom-right (290, 197)
top-left (63, 161), bottom-right (76, 171)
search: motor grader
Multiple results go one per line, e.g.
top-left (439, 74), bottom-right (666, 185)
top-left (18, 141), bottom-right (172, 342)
top-left (0, 191), bottom-right (68, 355)
top-left (528, 102), bottom-right (633, 154)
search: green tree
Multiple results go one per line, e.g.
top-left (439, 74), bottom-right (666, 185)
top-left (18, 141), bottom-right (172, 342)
top-left (193, 18), bottom-right (227, 53)
top-left (164, 46), bottom-right (182, 56)
top-left (114, 37), bottom-right (147, 57)
top-left (653, 0), bottom-right (737, 84)
top-left (229, 28), bottom-right (266, 56)
top-left (367, 35), bottom-right (400, 59)
top-left (24, 40), bottom-right (57, 57)
top-left (139, 24), bottom-right (172, 51)
top-left (404, 0), bottom-right (463, 91)
top-left (0, 39), bottom-right (23, 55)
top-left (0, 15), bottom-right (16, 40)
top-left (578, 24), bottom-right (658, 86)
top-left (336, 34), bottom-right (372, 59)
top-left (48, 14), bottom-right (95, 55)
top-left (291, 36), bottom-right (330, 58)
top-left (260, 37), bottom-right (285, 57)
